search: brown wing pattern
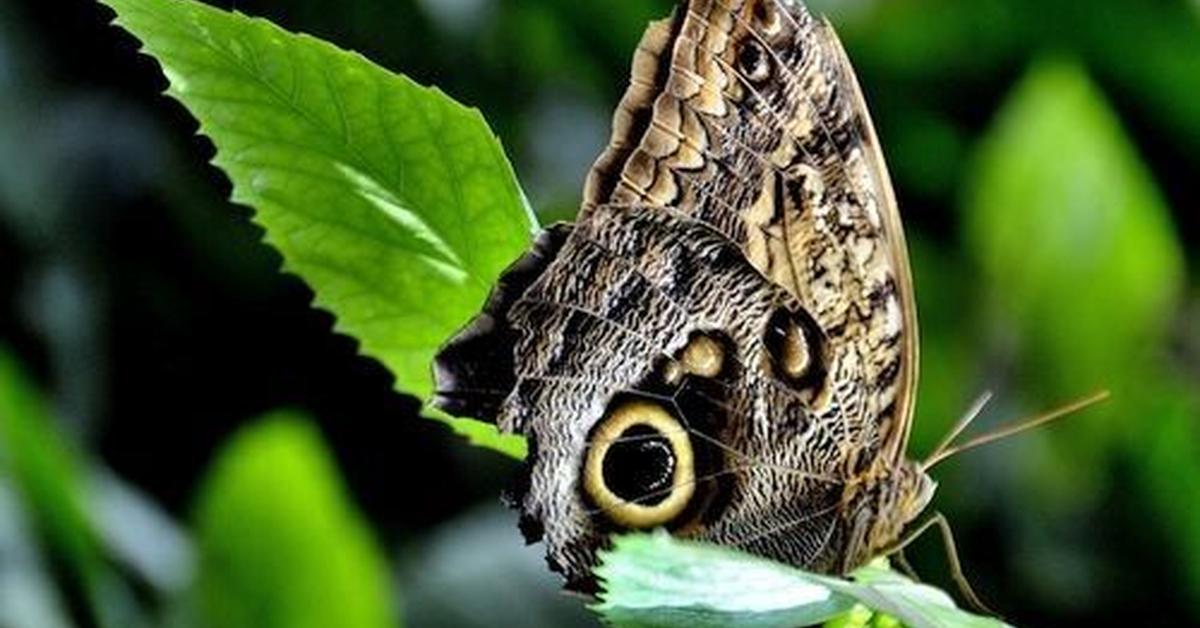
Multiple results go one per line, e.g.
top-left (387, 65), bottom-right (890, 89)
top-left (583, 0), bottom-right (917, 467)
top-left (432, 0), bottom-right (921, 587)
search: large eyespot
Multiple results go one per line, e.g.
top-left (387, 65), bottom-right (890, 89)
top-left (583, 400), bottom-right (695, 528)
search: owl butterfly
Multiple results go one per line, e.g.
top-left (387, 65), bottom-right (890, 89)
top-left (433, 0), bottom-right (1102, 607)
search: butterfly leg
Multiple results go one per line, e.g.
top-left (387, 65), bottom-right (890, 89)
top-left (892, 548), bottom-right (920, 583)
top-left (885, 512), bottom-right (997, 618)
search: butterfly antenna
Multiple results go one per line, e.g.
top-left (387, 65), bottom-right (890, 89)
top-left (923, 390), bottom-right (994, 469)
top-left (922, 390), bottom-right (1111, 471)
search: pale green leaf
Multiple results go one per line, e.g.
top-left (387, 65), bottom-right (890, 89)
top-left (594, 532), bottom-right (1010, 628)
top-left (192, 414), bottom-right (397, 628)
top-left (101, 0), bottom-right (534, 458)
top-left (826, 563), bottom-right (1004, 628)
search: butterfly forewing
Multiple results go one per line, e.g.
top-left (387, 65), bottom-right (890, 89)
top-left (585, 0), bottom-right (918, 468)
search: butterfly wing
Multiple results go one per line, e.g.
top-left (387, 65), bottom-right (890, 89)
top-left (584, 0), bottom-right (918, 468)
top-left (432, 0), bottom-right (920, 585)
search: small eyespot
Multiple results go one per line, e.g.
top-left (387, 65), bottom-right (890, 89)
top-left (764, 307), bottom-right (825, 389)
top-left (663, 332), bottom-right (728, 385)
top-left (779, 324), bottom-right (810, 378)
top-left (583, 400), bottom-right (695, 529)
top-left (737, 40), bottom-right (772, 84)
top-left (679, 334), bottom-right (725, 378)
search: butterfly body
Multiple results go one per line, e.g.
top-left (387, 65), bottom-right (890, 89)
top-left (434, 0), bottom-right (928, 589)
top-left (838, 459), bottom-right (935, 573)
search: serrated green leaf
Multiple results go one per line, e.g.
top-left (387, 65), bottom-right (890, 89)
top-left (426, 405), bottom-right (529, 460)
top-left (192, 414), bottom-right (397, 628)
top-left (594, 531), bottom-right (1011, 628)
top-left (101, 0), bottom-right (534, 458)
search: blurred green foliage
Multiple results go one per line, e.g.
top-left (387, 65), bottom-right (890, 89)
top-left (0, 350), bottom-right (145, 628)
top-left (191, 415), bottom-right (396, 628)
top-left (0, 350), bottom-right (102, 602)
top-left (964, 57), bottom-right (1184, 500)
top-left (966, 58), bottom-right (1182, 403)
top-left (0, 0), bottom-right (1197, 627)
top-left (0, 347), bottom-right (398, 628)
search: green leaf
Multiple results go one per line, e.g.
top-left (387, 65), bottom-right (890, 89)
top-left (101, 0), bottom-right (535, 458)
top-left (427, 406), bottom-right (529, 459)
top-left (826, 563), bottom-right (1004, 628)
top-left (594, 532), bottom-right (854, 628)
top-left (192, 414), bottom-right (397, 628)
top-left (593, 531), bottom-right (1010, 628)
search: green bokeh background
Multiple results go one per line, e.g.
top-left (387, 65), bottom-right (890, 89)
top-left (0, 0), bottom-right (1197, 626)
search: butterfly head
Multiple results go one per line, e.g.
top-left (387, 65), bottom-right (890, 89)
top-left (896, 462), bottom-right (938, 529)
top-left (841, 460), bottom-right (937, 570)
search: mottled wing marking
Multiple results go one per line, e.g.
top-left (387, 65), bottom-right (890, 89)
top-left (583, 11), bottom-right (685, 208)
top-left (583, 0), bottom-right (917, 469)
top-left (500, 205), bottom-right (877, 576)
top-left (823, 26), bottom-right (919, 463)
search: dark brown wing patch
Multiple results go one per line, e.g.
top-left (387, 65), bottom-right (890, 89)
top-left (432, 224), bottom-right (572, 421)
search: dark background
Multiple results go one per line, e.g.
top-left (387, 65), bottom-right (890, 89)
top-left (1, 0), bottom-right (1197, 626)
